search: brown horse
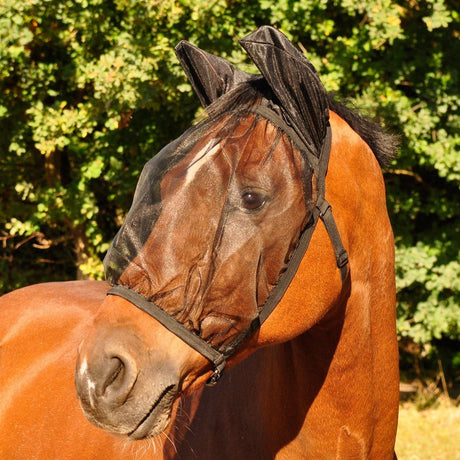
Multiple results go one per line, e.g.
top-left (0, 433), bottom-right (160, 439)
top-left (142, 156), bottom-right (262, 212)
top-left (0, 27), bottom-right (399, 459)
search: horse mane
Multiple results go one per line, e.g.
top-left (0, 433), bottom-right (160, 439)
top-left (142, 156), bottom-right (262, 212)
top-left (203, 79), bottom-right (398, 171)
top-left (327, 94), bottom-right (399, 169)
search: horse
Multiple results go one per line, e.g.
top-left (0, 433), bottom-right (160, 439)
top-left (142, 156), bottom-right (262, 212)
top-left (0, 27), bottom-right (399, 459)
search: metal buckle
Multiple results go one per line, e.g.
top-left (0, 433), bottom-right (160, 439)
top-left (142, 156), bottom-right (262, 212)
top-left (206, 369), bottom-right (222, 386)
top-left (205, 354), bottom-right (226, 386)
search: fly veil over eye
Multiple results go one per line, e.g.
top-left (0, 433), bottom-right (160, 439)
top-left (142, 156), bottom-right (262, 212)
top-left (105, 26), bottom-right (348, 385)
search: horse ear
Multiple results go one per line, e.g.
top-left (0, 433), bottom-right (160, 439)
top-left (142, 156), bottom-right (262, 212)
top-left (175, 41), bottom-right (255, 107)
top-left (239, 26), bottom-right (329, 156)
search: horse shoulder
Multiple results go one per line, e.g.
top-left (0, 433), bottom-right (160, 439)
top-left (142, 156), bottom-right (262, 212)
top-left (0, 281), bottom-right (135, 459)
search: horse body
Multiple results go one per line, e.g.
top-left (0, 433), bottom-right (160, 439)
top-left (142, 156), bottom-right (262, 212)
top-left (0, 27), bottom-right (399, 459)
top-left (0, 110), bottom-right (398, 459)
top-left (0, 281), bottom-right (123, 459)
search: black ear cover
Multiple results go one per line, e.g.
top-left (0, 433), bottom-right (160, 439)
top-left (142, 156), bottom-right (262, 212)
top-left (239, 26), bottom-right (329, 157)
top-left (175, 41), bottom-right (255, 107)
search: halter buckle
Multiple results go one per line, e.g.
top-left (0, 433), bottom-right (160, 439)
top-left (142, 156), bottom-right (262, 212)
top-left (206, 369), bottom-right (222, 386)
top-left (205, 354), bottom-right (226, 386)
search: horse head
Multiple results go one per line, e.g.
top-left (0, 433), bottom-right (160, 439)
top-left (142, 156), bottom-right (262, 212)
top-left (75, 27), bottom-right (351, 440)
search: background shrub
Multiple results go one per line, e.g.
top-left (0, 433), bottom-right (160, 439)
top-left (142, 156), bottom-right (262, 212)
top-left (0, 0), bottom-right (458, 377)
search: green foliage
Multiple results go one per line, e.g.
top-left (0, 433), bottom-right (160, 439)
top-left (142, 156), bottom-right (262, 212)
top-left (0, 1), bottom-right (458, 356)
top-left (396, 243), bottom-right (459, 344)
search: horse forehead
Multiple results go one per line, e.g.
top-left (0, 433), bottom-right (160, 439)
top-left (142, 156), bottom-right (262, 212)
top-left (164, 117), bottom-right (282, 189)
top-left (219, 117), bottom-right (295, 181)
top-left (235, 127), bottom-right (300, 182)
top-left (229, 116), bottom-right (280, 159)
top-left (181, 140), bottom-right (222, 187)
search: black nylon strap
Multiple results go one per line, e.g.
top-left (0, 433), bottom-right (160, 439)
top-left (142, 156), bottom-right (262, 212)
top-left (107, 285), bottom-right (227, 385)
top-left (220, 125), bottom-right (347, 356)
top-left (238, 124), bottom-right (348, 330)
top-left (317, 198), bottom-right (349, 281)
top-left (247, 102), bottom-right (319, 171)
top-left (313, 125), bottom-right (349, 281)
top-left (243, 113), bottom-right (348, 284)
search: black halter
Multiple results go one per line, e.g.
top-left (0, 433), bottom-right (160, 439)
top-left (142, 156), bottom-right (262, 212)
top-left (107, 103), bottom-right (348, 386)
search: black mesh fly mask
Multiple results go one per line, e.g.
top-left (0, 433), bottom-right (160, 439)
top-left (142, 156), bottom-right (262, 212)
top-left (104, 27), bottom-right (348, 385)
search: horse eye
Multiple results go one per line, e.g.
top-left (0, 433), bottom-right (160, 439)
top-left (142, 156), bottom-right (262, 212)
top-left (241, 192), bottom-right (265, 210)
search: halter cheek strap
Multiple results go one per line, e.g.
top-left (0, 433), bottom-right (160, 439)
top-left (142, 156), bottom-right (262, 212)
top-left (107, 114), bottom-right (348, 386)
top-left (246, 104), bottom-right (349, 285)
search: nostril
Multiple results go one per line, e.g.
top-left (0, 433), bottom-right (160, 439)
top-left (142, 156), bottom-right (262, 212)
top-left (98, 353), bottom-right (138, 406)
top-left (101, 357), bottom-right (125, 396)
top-left (76, 342), bottom-right (140, 413)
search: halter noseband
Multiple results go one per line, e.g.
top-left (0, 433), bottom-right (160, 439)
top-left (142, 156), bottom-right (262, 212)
top-left (107, 106), bottom-right (348, 386)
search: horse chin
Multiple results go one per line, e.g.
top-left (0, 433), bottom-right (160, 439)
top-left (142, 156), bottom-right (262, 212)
top-left (126, 384), bottom-right (178, 440)
top-left (77, 380), bottom-right (178, 440)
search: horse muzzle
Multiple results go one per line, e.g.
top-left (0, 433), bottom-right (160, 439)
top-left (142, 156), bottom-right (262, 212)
top-left (74, 295), bottom-right (208, 439)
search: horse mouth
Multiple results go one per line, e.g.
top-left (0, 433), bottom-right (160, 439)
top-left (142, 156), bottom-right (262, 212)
top-left (128, 384), bottom-right (177, 440)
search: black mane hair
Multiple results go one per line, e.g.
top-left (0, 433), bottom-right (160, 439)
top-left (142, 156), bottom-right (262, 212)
top-left (327, 94), bottom-right (398, 169)
top-left (202, 78), bottom-right (398, 170)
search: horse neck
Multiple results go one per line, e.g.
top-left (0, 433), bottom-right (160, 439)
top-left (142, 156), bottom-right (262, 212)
top-left (291, 111), bottom-right (398, 458)
top-left (250, 111), bottom-right (399, 457)
top-left (240, 277), bottom-right (397, 458)
top-left (169, 112), bottom-right (399, 459)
